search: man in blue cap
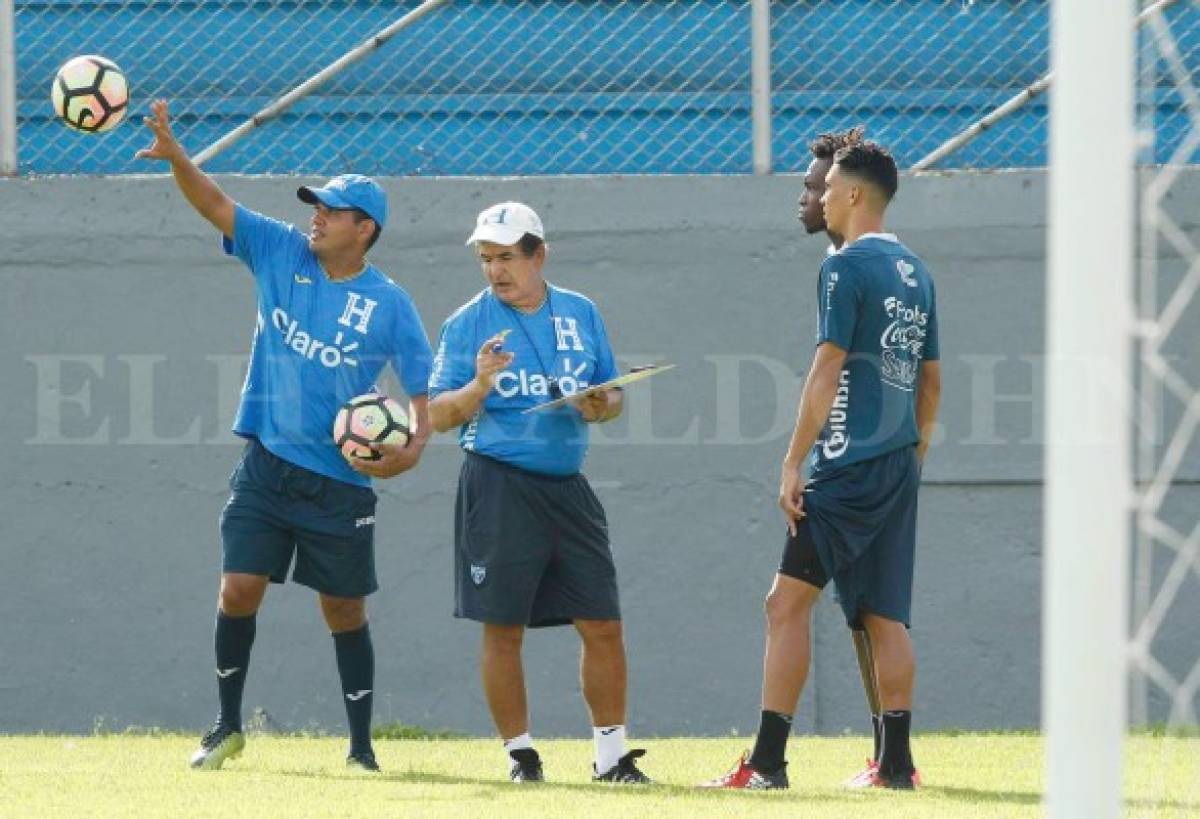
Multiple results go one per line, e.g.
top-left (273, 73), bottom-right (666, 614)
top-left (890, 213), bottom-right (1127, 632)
top-left (137, 100), bottom-right (434, 772)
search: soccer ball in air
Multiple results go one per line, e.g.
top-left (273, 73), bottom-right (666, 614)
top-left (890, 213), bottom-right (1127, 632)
top-left (51, 55), bottom-right (129, 134)
top-left (333, 394), bottom-right (411, 462)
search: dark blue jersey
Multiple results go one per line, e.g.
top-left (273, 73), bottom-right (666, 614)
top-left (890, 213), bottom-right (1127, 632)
top-left (811, 234), bottom-right (939, 475)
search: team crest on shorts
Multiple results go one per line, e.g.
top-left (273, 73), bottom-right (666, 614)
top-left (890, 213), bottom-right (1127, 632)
top-left (470, 564), bottom-right (487, 585)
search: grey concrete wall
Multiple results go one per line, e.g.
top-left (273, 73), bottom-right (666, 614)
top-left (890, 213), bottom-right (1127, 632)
top-left (1, 171), bottom-right (1197, 737)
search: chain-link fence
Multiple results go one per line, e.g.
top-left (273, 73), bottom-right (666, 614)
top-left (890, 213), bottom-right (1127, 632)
top-left (6, 1), bottom-right (1199, 176)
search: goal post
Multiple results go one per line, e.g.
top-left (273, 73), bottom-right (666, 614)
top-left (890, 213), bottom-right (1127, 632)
top-left (1043, 2), bottom-right (1136, 819)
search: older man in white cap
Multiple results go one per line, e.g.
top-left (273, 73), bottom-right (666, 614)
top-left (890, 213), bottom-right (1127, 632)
top-left (428, 202), bottom-right (651, 784)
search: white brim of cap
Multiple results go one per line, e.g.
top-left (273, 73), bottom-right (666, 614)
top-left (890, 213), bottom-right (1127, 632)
top-left (465, 224), bottom-right (533, 247)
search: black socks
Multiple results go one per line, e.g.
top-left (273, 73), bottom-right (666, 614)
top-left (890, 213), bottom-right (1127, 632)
top-left (749, 710), bottom-right (793, 774)
top-left (333, 624), bottom-right (375, 755)
top-left (879, 710), bottom-right (914, 776)
top-left (214, 611), bottom-right (257, 732)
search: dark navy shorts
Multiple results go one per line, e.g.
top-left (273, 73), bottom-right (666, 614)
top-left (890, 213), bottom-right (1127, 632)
top-left (780, 445), bottom-right (920, 628)
top-left (454, 451), bottom-right (621, 628)
top-left (219, 438), bottom-right (379, 598)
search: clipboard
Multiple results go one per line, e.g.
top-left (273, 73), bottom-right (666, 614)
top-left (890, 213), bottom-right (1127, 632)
top-left (522, 363), bottom-right (675, 414)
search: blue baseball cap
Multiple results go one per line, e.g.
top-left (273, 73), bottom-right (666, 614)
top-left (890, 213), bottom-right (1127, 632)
top-left (297, 174), bottom-right (388, 229)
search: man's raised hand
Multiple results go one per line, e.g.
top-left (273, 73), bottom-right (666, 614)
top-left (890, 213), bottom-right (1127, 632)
top-left (135, 99), bottom-right (185, 163)
top-left (473, 334), bottom-right (515, 393)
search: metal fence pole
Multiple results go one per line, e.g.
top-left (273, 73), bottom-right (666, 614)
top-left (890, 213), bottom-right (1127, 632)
top-left (192, 0), bottom-right (449, 167)
top-left (750, 0), bottom-right (771, 175)
top-left (912, 0), bottom-right (1180, 172)
top-left (0, 0), bottom-right (17, 176)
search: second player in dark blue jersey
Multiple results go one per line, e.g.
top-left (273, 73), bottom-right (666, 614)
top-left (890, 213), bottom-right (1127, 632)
top-left (703, 141), bottom-right (941, 792)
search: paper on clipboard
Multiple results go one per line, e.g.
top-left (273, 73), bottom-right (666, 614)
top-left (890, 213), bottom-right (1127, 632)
top-left (522, 364), bottom-right (675, 414)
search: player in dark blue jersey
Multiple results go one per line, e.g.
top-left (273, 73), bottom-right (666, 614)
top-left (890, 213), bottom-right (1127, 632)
top-left (137, 101), bottom-right (434, 772)
top-left (703, 141), bottom-right (941, 791)
top-left (429, 202), bottom-right (650, 785)
top-left (799, 126), bottom-right (893, 786)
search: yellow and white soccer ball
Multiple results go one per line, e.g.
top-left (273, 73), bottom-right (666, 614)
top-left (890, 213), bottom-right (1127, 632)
top-left (333, 394), bottom-right (411, 462)
top-left (50, 55), bottom-right (130, 134)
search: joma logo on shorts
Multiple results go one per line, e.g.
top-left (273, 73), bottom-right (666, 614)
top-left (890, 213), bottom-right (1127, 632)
top-left (272, 308), bottom-right (359, 368)
top-left (355, 516), bottom-right (375, 528)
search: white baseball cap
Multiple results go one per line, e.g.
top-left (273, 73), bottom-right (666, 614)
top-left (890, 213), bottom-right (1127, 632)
top-left (465, 201), bottom-right (545, 246)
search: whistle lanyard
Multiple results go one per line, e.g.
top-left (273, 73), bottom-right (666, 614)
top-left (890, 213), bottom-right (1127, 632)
top-left (504, 288), bottom-right (563, 400)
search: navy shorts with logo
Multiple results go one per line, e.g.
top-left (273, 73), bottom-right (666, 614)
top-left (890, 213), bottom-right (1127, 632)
top-left (220, 437), bottom-right (379, 598)
top-left (779, 445), bottom-right (920, 628)
top-left (455, 451), bottom-right (621, 628)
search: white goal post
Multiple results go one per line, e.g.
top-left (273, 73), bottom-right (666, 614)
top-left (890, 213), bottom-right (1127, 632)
top-left (1043, 2), bottom-right (1135, 819)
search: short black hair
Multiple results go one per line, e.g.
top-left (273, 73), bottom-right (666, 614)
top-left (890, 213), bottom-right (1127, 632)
top-left (516, 233), bottom-right (544, 257)
top-left (833, 141), bottom-right (899, 202)
top-left (351, 208), bottom-right (382, 251)
top-left (809, 126), bottom-right (866, 161)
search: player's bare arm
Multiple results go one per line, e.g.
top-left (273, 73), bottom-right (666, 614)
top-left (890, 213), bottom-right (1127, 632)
top-left (135, 99), bottom-right (236, 238)
top-left (915, 360), bottom-right (942, 464)
top-left (350, 395), bottom-right (432, 480)
top-left (429, 334), bottom-right (514, 433)
top-left (778, 342), bottom-right (848, 534)
top-left (575, 388), bottom-right (623, 423)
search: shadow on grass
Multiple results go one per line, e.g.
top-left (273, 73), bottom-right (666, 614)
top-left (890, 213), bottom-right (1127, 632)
top-left (1125, 798), bottom-right (1200, 811)
top-left (924, 785), bottom-right (1041, 805)
top-left (927, 786), bottom-right (1198, 813)
top-left (274, 768), bottom-right (881, 804)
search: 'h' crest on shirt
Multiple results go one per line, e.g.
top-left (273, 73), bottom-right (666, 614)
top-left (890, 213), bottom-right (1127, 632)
top-left (339, 292), bottom-right (378, 334)
top-left (553, 316), bottom-right (584, 351)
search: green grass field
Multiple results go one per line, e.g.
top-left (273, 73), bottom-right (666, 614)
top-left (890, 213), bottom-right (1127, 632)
top-left (2, 734), bottom-right (1196, 818)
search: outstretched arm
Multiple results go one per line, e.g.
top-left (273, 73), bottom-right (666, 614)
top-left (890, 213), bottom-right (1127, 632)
top-left (136, 99), bottom-right (235, 238)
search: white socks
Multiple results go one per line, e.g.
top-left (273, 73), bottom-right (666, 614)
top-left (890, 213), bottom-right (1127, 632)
top-left (593, 725), bottom-right (627, 774)
top-left (503, 732), bottom-right (533, 761)
top-left (504, 727), bottom-right (628, 772)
